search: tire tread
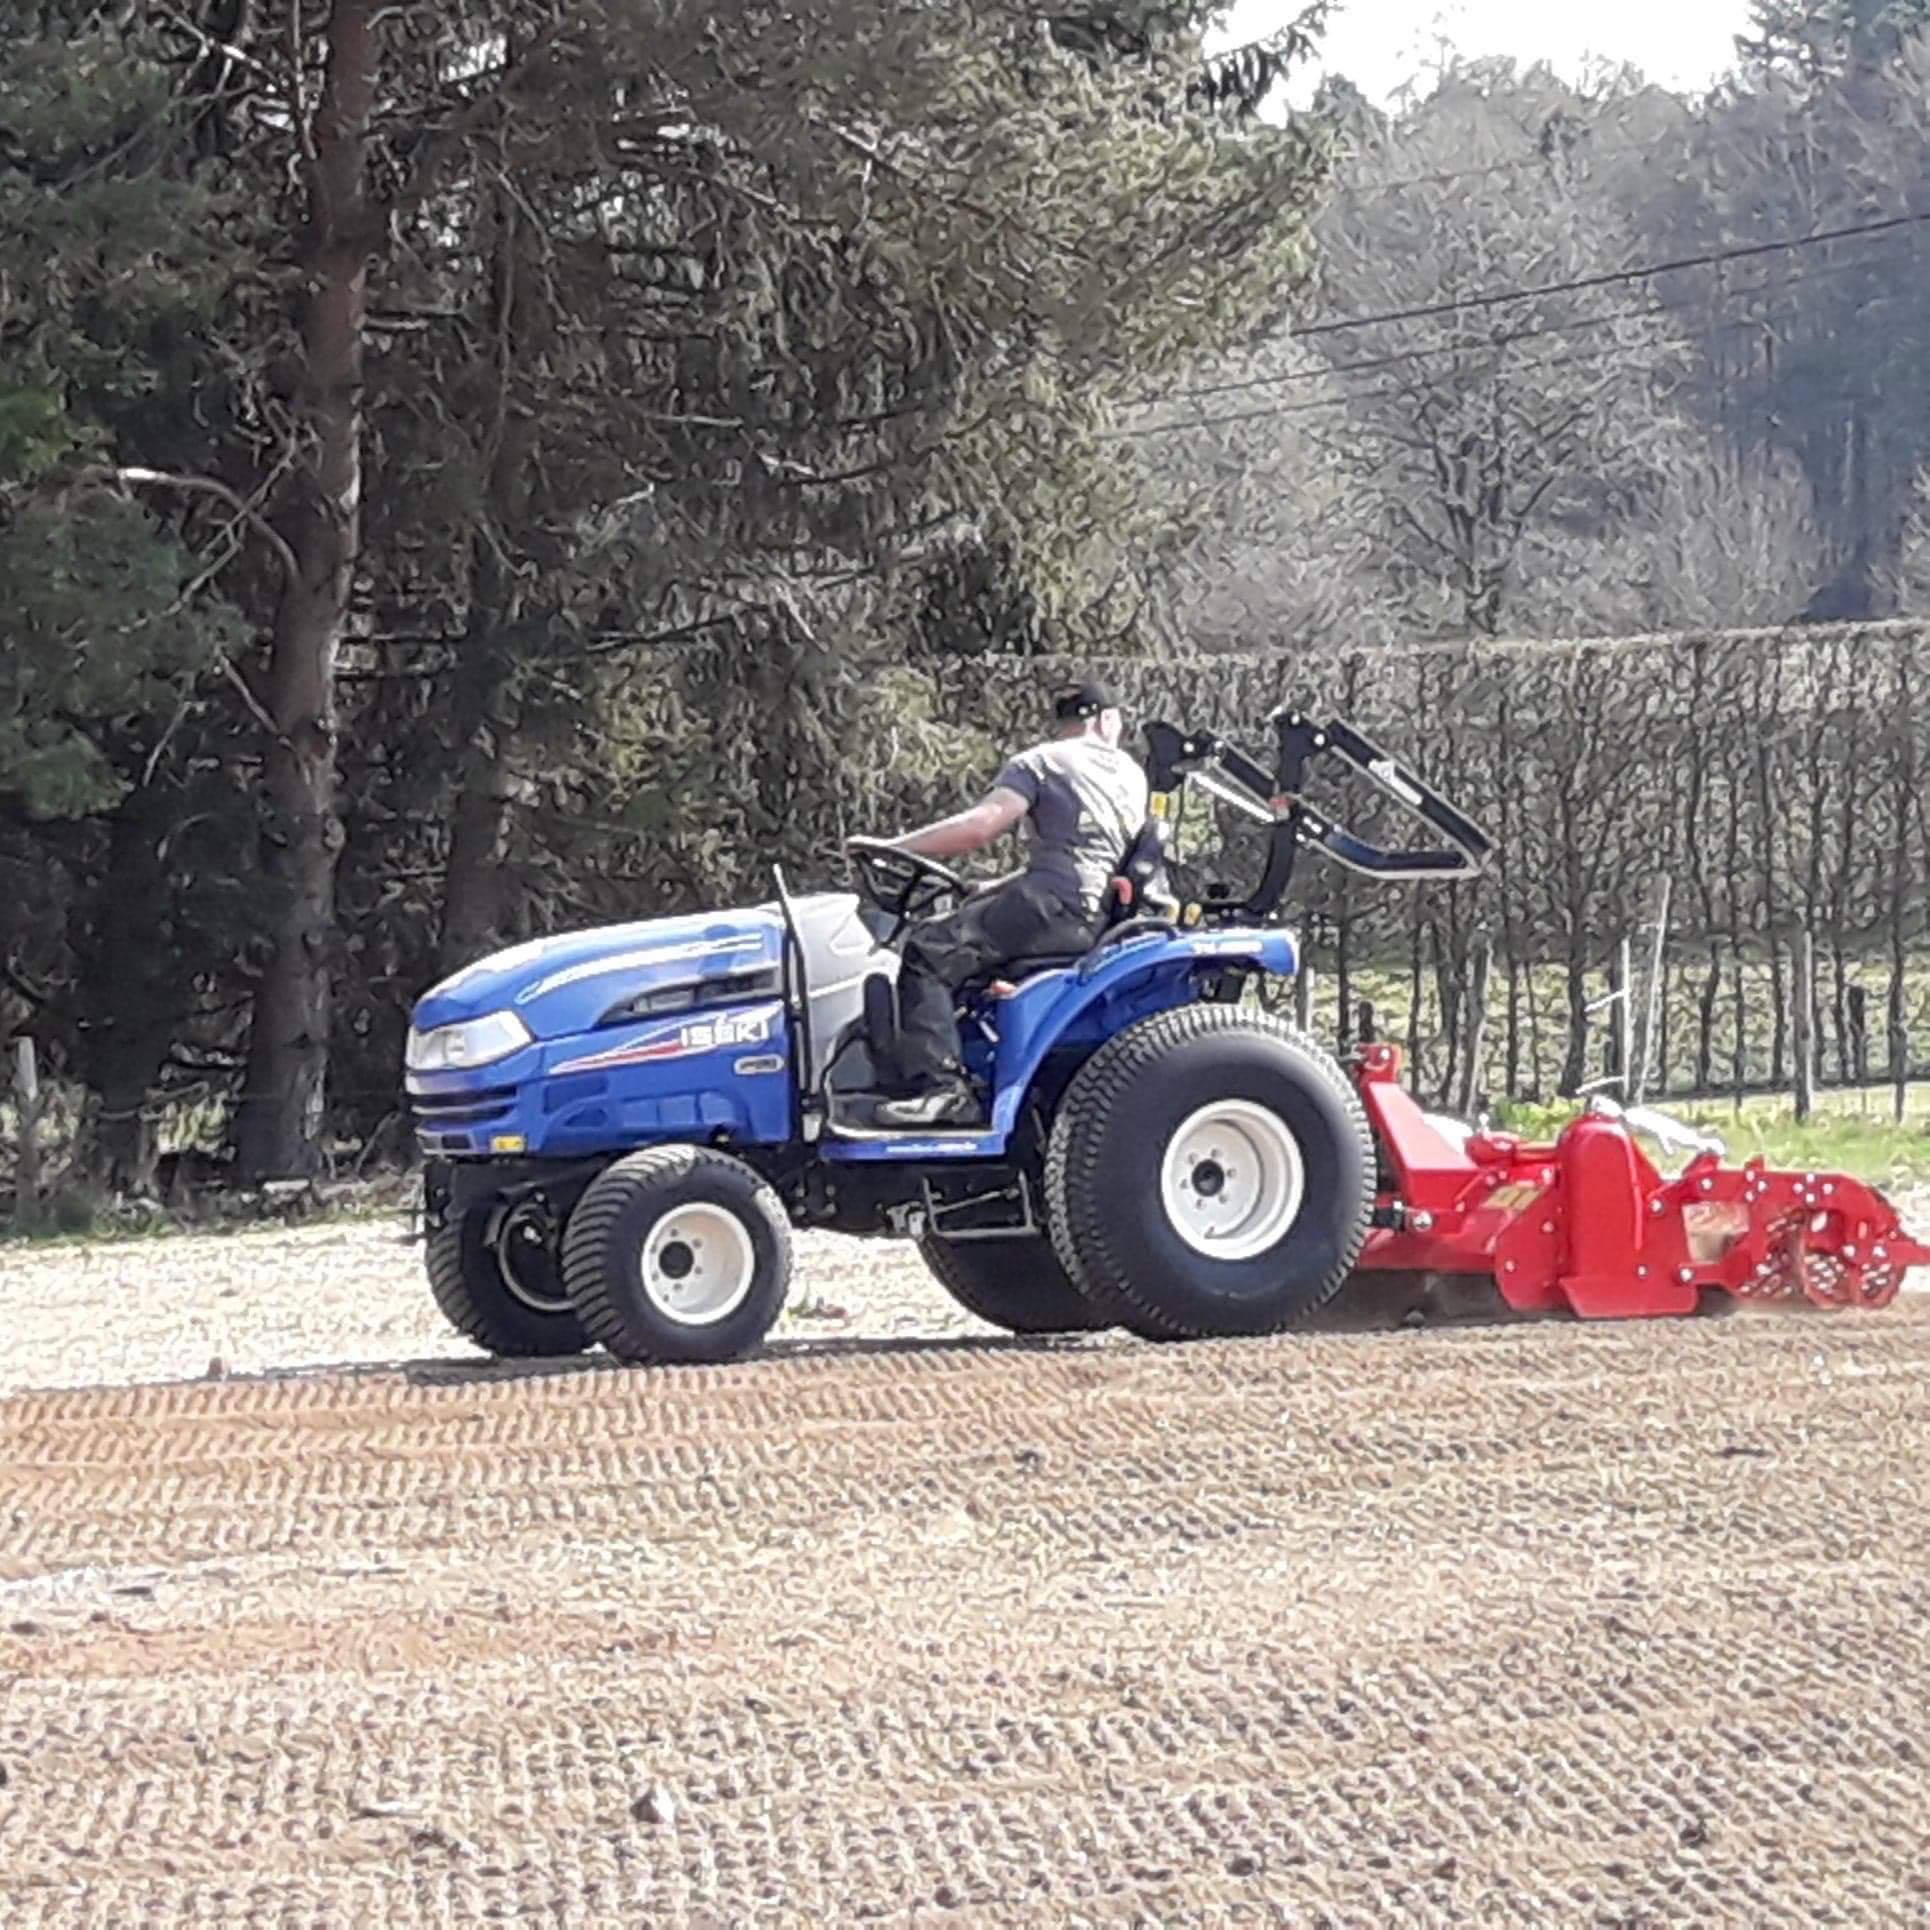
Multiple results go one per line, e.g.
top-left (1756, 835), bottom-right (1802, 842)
top-left (425, 1216), bottom-right (587, 1358)
top-left (561, 1145), bottom-right (791, 1364)
top-left (1045, 1004), bottom-right (1373, 1339)
top-left (917, 1232), bottom-right (1108, 1334)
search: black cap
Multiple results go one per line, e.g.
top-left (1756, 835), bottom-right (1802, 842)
top-left (1051, 677), bottom-right (1117, 722)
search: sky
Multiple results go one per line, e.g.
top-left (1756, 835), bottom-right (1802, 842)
top-left (1206, 0), bottom-right (1756, 108)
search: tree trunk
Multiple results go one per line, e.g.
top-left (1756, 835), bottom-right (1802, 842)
top-left (1792, 929), bottom-right (1815, 1123)
top-left (440, 750), bottom-right (519, 975)
top-left (1455, 938), bottom-right (1493, 1118)
top-left (1766, 935), bottom-right (1787, 1086)
top-left (1695, 949), bottom-right (1719, 1092)
top-left (1656, 956), bottom-right (1672, 1100)
top-left (1404, 915), bottom-right (1426, 1093)
top-left (1504, 955), bottom-right (1521, 1101)
top-left (438, 188), bottom-right (538, 978)
top-left (1559, 950), bottom-right (1590, 1099)
top-left (12, 1041), bottom-right (43, 1232)
top-left (1495, 687), bottom-right (1522, 1100)
top-left (1890, 890), bottom-right (1909, 1126)
top-left (1334, 916), bottom-right (1353, 1058)
top-left (1426, 916), bottom-right (1459, 1107)
top-left (234, 0), bottom-right (374, 1181)
top-left (439, 566), bottom-right (522, 975)
top-left (1524, 949), bottom-right (1545, 1102)
top-left (1754, 727), bottom-right (1787, 1086)
top-left (1832, 759), bottom-right (1858, 1084)
top-left (71, 785), bottom-right (181, 1194)
top-left (1608, 933), bottom-right (1631, 1089)
top-left (1293, 962), bottom-right (1314, 1034)
top-left (1685, 639), bottom-right (1719, 1096)
top-left (1631, 875), bottom-right (1669, 1105)
top-left (1732, 961), bottom-right (1747, 1115)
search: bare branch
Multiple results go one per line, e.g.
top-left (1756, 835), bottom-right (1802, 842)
top-left (215, 652), bottom-right (287, 744)
top-left (83, 465), bottom-right (302, 590)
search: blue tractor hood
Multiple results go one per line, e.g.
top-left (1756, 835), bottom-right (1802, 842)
top-left (412, 907), bottom-right (785, 1043)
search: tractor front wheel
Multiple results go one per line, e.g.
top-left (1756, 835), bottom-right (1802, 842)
top-left (426, 1197), bottom-right (590, 1358)
top-left (1046, 1006), bottom-right (1372, 1339)
top-left (917, 1232), bottom-right (1109, 1336)
top-left (562, 1147), bottom-right (792, 1365)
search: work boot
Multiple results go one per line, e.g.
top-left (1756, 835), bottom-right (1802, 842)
top-left (872, 1076), bottom-right (984, 1129)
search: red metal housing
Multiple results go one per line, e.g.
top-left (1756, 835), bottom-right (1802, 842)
top-left (1353, 1044), bottom-right (1930, 1316)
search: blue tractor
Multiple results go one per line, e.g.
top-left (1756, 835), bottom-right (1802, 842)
top-left (404, 707), bottom-right (1489, 1365)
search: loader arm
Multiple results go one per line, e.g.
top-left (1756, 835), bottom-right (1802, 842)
top-left (1143, 706), bottom-right (1493, 922)
top-left (1271, 712), bottom-right (1493, 883)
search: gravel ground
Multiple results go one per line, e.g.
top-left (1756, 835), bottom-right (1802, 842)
top-left (0, 1217), bottom-right (1004, 1397)
top-left (3, 1184), bottom-right (1925, 1399)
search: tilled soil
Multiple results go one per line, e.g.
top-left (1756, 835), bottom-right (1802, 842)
top-left (3, 1217), bottom-right (1929, 1923)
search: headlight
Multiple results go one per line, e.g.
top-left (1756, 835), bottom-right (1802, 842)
top-left (406, 1009), bottom-right (533, 1073)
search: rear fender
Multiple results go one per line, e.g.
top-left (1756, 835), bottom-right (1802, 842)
top-left (987, 928), bottom-right (1298, 1137)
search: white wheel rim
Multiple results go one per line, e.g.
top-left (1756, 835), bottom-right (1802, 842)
top-left (639, 1203), bottom-right (757, 1326)
top-left (1158, 1099), bottom-right (1305, 1262)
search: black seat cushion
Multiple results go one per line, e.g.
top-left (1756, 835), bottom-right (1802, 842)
top-left (967, 915), bottom-right (1179, 995)
top-left (997, 952), bottom-right (1085, 977)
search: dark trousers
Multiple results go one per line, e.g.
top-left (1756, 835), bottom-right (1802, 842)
top-left (893, 874), bottom-right (1100, 1090)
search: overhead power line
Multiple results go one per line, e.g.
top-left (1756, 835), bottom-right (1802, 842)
top-left (1156, 223), bottom-right (1924, 406)
top-left (1121, 206), bottom-right (1930, 416)
top-left (1279, 205), bottom-right (1930, 344)
top-left (1107, 272), bottom-right (1927, 440)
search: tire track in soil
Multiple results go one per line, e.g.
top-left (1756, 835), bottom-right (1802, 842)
top-left (3, 1297), bottom-right (1930, 1922)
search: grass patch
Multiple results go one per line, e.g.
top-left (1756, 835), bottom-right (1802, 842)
top-left (1495, 1096), bottom-right (1930, 1189)
top-left (1295, 951), bottom-right (1930, 1113)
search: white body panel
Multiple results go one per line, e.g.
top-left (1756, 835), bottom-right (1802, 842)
top-left (777, 891), bottom-right (899, 1073)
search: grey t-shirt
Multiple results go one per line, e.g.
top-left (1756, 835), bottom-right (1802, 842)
top-left (993, 736), bottom-right (1150, 910)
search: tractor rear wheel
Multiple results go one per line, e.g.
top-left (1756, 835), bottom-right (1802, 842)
top-left (917, 1232), bottom-right (1108, 1335)
top-left (427, 1198), bottom-right (590, 1358)
top-left (1045, 1006), bottom-right (1372, 1340)
top-left (562, 1146), bottom-right (792, 1365)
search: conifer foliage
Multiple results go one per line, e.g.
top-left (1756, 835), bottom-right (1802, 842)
top-left (1, 1), bottom-right (1331, 1181)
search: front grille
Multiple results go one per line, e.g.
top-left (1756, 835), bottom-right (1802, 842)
top-left (409, 1083), bottom-right (518, 1131)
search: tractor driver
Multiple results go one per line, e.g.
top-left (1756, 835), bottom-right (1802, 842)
top-left (868, 677), bottom-right (1150, 1128)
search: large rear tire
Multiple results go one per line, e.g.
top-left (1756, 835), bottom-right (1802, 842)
top-left (427, 1199), bottom-right (590, 1358)
top-left (917, 1232), bottom-right (1109, 1335)
top-left (562, 1146), bottom-right (792, 1365)
top-left (1045, 1006), bottom-right (1372, 1340)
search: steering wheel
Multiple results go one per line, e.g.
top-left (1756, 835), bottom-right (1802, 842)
top-left (845, 836), bottom-right (968, 936)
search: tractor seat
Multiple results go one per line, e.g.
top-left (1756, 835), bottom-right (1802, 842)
top-left (986, 914), bottom-right (1179, 987)
top-left (1105, 816), bottom-right (1170, 930)
top-left (955, 819), bottom-right (1176, 1000)
top-left (991, 951), bottom-right (1085, 981)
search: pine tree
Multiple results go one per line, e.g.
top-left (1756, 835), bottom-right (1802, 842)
top-left (0, 8), bottom-right (260, 1187)
top-left (0, 17), bottom-right (241, 817)
top-left (348, 0), bottom-right (1334, 971)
